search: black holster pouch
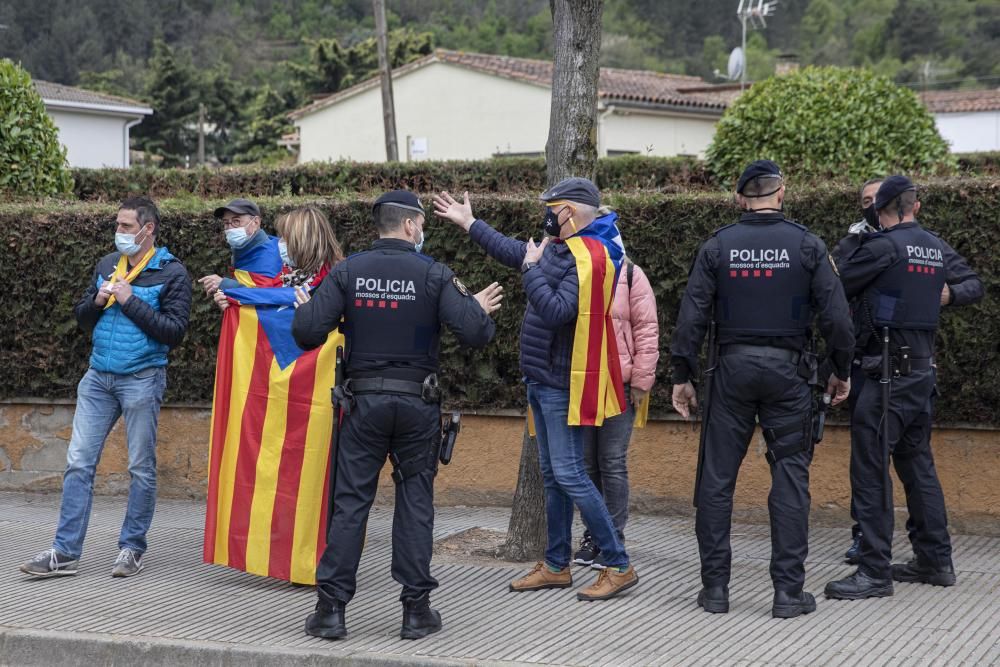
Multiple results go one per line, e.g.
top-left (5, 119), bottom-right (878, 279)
top-left (797, 350), bottom-right (819, 385)
top-left (331, 384), bottom-right (355, 415)
top-left (763, 417), bottom-right (811, 465)
top-left (439, 412), bottom-right (461, 465)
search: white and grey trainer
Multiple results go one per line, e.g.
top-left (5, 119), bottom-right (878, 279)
top-left (20, 548), bottom-right (79, 578)
top-left (111, 548), bottom-right (144, 578)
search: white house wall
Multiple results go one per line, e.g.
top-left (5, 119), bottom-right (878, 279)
top-left (601, 109), bottom-right (718, 158)
top-left (934, 111), bottom-right (1000, 153)
top-left (47, 109), bottom-right (132, 168)
top-left (296, 62), bottom-right (552, 163)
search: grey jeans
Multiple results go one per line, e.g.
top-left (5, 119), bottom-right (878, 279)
top-left (580, 386), bottom-right (635, 537)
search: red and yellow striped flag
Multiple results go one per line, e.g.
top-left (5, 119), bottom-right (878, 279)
top-left (203, 287), bottom-right (343, 584)
top-left (565, 235), bottom-right (626, 426)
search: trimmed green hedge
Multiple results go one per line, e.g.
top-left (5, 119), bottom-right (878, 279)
top-left (2, 179), bottom-right (996, 424)
top-left (70, 156), bottom-right (712, 201)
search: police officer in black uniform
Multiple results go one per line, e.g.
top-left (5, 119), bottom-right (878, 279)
top-left (292, 191), bottom-right (496, 640)
top-left (671, 160), bottom-right (854, 619)
top-left (825, 176), bottom-right (975, 600)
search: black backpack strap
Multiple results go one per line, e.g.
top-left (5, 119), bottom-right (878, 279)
top-left (626, 261), bottom-right (634, 290)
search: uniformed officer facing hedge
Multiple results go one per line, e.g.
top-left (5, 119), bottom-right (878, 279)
top-left (825, 176), bottom-right (974, 601)
top-left (291, 191), bottom-right (496, 640)
top-left (671, 160), bottom-right (854, 619)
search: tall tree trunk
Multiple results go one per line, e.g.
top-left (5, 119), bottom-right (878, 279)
top-left (545, 0), bottom-right (605, 185)
top-left (500, 1), bottom-right (604, 562)
top-left (372, 0), bottom-right (398, 161)
top-left (498, 421), bottom-right (547, 561)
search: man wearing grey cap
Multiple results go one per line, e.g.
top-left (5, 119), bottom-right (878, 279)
top-left (433, 177), bottom-right (640, 602)
top-left (198, 198), bottom-right (283, 300)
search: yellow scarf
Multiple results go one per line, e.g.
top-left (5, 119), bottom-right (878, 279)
top-left (103, 247), bottom-right (156, 310)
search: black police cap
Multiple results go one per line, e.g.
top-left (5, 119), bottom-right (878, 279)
top-left (372, 190), bottom-right (425, 216)
top-left (213, 198), bottom-right (261, 219)
top-left (874, 175), bottom-right (916, 211)
top-left (736, 160), bottom-right (783, 195)
top-left (539, 177), bottom-right (601, 208)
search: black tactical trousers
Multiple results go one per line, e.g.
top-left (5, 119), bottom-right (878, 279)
top-left (851, 369), bottom-right (951, 579)
top-left (316, 393), bottom-right (440, 606)
top-left (696, 353), bottom-right (813, 593)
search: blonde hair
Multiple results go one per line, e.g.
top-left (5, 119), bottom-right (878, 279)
top-left (276, 206), bottom-right (344, 274)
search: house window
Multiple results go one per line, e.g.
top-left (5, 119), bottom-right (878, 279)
top-left (607, 149), bottom-right (640, 157)
top-left (493, 150), bottom-right (545, 158)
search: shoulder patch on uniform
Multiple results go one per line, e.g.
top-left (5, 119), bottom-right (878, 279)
top-left (828, 253), bottom-right (840, 276)
top-left (452, 276), bottom-right (469, 296)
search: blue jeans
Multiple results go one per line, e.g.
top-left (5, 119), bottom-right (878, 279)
top-left (528, 383), bottom-right (628, 570)
top-left (581, 385), bottom-right (635, 535)
top-left (53, 367), bottom-right (167, 559)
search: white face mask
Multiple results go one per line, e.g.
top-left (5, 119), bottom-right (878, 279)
top-left (226, 227), bottom-right (252, 250)
top-left (114, 227), bottom-right (148, 256)
top-left (278, 239), bottom-right (294, 267)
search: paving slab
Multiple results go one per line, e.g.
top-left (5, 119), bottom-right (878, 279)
top-left (0, 492), bottom-right (998, 666)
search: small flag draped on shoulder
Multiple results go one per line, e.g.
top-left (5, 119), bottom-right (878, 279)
top-left (564, 212), bottom-right (627, 427)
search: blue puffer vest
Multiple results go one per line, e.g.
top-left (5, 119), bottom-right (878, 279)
top-left (90, 247), bottom-right (174, 374)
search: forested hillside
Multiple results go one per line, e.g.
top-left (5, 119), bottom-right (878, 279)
top-left (3, 0), bottom-right (995, 164)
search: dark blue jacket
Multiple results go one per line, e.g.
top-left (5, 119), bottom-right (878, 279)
top-left (470, 219), bottom-right (580, 389)
top-left (75, 247), bottom-right (192, 374)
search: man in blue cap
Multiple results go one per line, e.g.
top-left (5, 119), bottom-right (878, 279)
top-left (671, 160), bottom-right (854, 618)
top-left (292, 190), bottom-right (499, 641)
top-left (825, 176), bottom-right (980, 600)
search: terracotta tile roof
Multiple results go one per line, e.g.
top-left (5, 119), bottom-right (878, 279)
top-left (289, 49), bottom-right (734, 119)
top-left (34, 80), bottom-right (152, 113)
top-left (920, 88), bottom-right (1000, 113)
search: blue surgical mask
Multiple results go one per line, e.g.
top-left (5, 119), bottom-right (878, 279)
top-left (278, 239), bottom-right (294, 267)
top-left (226, 227), bottom-right (252, 250)
top-left (414, 228), bottom-right (426, 253)
top-left (114, 228), bottom-right (147, 256)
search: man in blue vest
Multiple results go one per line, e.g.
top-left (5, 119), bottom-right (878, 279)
top-left (20, 196), bottom-right (192, 579)
top-left (671, 160), bottom-right (855, 619)
top-left (825, 176), bottom-right (975, 600)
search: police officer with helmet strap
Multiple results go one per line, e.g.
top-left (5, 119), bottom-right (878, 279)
top-left (825, 176), bottom-right (973, 601)
top-left (671, 160), bottom-right (855, 619)
top-left (292, 190), bottom-right (497, 640)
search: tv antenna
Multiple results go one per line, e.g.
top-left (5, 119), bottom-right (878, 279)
top-left (736, 0), bottom-right (778, 90)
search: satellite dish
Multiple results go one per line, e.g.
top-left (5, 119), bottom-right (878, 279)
top-left (728, 47), bottom-right (745, 81)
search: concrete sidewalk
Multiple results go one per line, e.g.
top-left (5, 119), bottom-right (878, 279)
top-left (1, 491), bottom-right (998, 666)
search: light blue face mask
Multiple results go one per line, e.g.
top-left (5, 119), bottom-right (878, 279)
top-left (414, 227), bottom-right (426, 254)
top-left (278, 239), bottom-right (294, 267)
top-left (226, 227), bottom-right (252, 250)
top-left (115, 227), bottom-right (148, 256)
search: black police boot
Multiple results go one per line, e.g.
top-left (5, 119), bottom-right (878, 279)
top-left (771, 590), bottom-right (817, 619)
top-left (845, 533), bottom-right (862, 565)
top-left (892, 558), bottom-right (956, 587)
top-left (400, 595), bottom-right (442, 640)
top-left (696, 585), bottom-right (729, 614)
top-left (824, 570), bottom-right (893, 600)
top-left (304, 600), bottom-right (347, 640)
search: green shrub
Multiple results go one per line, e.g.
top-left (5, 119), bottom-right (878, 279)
top-left (70, 156), bottom-right (713, 201)
top-left (0, 59), bottom-right (73, 197)
top-left (706, 66), bottom-right (955, 186)
top-left (1, 179), bottom-right (996, 425)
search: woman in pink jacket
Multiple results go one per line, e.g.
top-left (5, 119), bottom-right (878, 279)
top-left (574, 259), bottom-right (660, 569)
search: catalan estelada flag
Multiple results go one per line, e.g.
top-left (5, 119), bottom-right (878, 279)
top-left (564, 212), bottom-right (627, 427)
top-left (203, 281), bottom-right (343, 584)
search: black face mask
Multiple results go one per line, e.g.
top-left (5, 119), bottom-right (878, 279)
top-left (543, 208), bottom-right (563, 237)
top-left (863, 204), bottom-right (880, 229)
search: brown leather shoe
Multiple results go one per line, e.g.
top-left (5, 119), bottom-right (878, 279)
top-left (577, 565), bottom-right (639, 601)
top-left (508, 562), bottom-right (572, 592)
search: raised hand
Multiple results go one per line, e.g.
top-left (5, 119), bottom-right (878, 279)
top-left (432, 191), bottom-right (476, 231)
top-left (474, 281), bottom-right (504, 314)
top-left (523, 237), bottom-right (549, 265)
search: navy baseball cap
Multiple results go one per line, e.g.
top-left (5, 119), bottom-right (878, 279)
top-left (736, 160), bottom-right (783, 195)
top-left (373, 190), bottom-right (425, 215)
top-left (874, 175), bottom-right (916, 211)
top-left (213, 198), bottom-right (260, 219)
top-left (540, 177), bottom-right (601, 208)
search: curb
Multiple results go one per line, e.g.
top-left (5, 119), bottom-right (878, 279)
top-left (0, 627), bottom-right (522, 667)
